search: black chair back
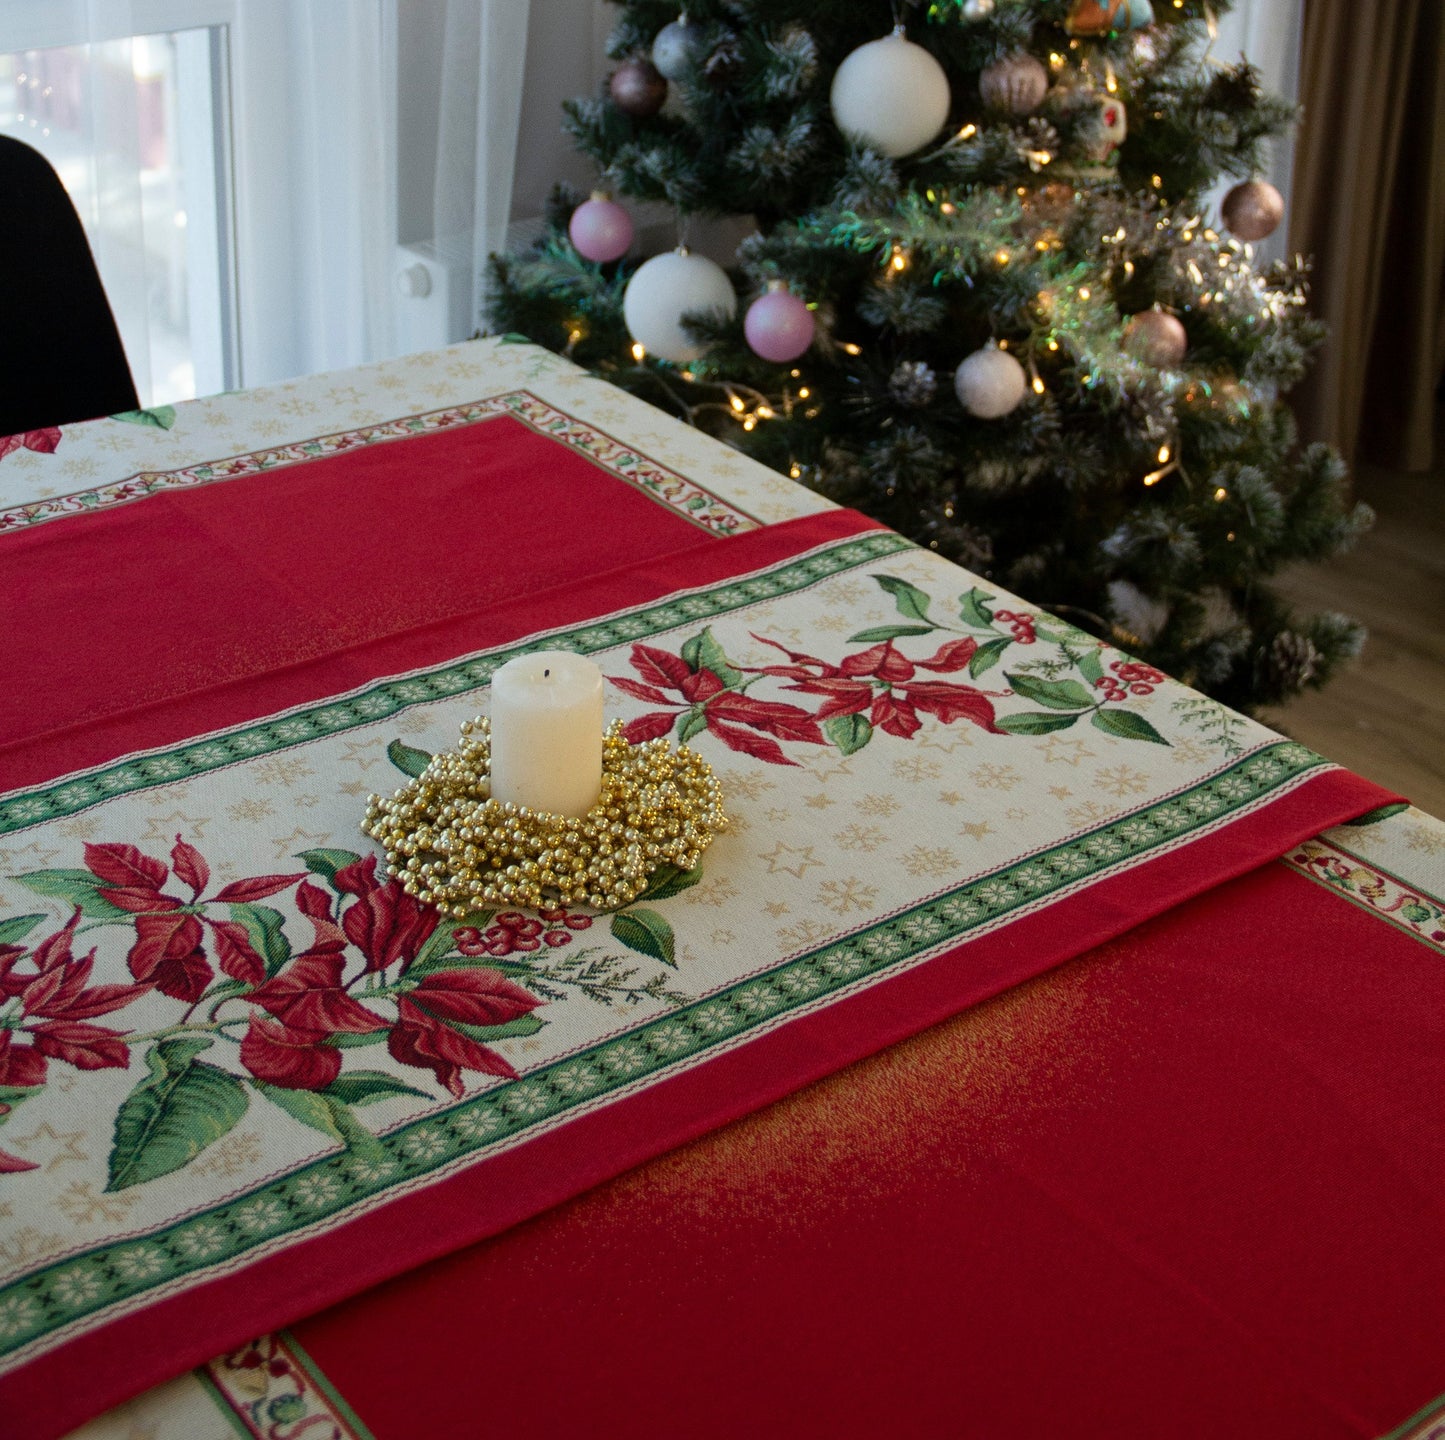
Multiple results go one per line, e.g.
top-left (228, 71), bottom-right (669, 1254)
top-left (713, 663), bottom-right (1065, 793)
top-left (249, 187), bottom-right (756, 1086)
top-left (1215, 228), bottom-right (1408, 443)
top-left (0, 135), bottom-right (140, 435)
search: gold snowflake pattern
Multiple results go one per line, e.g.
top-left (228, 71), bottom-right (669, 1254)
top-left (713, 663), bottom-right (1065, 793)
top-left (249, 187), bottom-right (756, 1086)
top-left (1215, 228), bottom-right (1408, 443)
top-left (1066, 800), bottom-right (1117, 829)
top-left (685, 875), bottom-right (741, 907)
top-left (57, 1181), bottom-right (135, 1226)
top-left (253, 757), bottom-right (314, 787)
top-left (1094, 765), bottom-right (1150, 798)
top-left (227, 797), bottom-right (275, 823)
top-left (834, 823), bottom-right (886, 853)
top-left (858, 792), bottom-right (902, 819)
top-left (717, 769), bottom-right (775, 802)
top-left (891, 755), bottom-right (942, 784)
top-left (192, 1130), bottom-right (264, 1179)
top-left (778, 917), bottom-right (837, 950)
top-left (901, 844), bottom-right (961, 879)
top-left (816, 876), bottom-right (879, 916)
top-left (0, 1226), bottom-right (67, 1268)
top-left (971, 763), bottom-right (1021, 792)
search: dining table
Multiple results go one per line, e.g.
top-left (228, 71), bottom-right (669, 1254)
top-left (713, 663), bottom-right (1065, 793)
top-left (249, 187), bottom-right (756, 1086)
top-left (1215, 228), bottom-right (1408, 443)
top-left (0, 336), bottom-right (1441, 1440)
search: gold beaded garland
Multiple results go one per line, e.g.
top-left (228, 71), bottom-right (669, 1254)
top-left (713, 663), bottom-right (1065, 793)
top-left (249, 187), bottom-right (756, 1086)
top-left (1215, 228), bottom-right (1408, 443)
top-left (362, 718), bottom-right (727, 917)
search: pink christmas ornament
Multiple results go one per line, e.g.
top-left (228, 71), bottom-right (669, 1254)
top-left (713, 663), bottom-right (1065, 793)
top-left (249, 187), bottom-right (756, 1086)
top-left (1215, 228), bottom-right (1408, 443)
top-left (569, 193), bottom-right (634, 263)
top-left (744, 285), bottom-right (815, 363)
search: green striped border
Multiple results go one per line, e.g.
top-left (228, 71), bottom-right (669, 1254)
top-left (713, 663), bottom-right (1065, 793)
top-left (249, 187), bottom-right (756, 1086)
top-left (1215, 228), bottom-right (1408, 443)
top-left (0, 738), bottom-right (1326, 1363)
top-left (1379, 1390), bottom-right (1445, 1440)
top-left (0, 531), bottom-right (911, 837)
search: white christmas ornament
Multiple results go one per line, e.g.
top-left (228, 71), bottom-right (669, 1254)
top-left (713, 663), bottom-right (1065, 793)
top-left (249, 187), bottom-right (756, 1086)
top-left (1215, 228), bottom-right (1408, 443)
top-left (830, 27), bottom-right (951, 159)
top-left (652, 16), bottom-right (707, 81)
top-left (954, 344), bottom-right (1027, 418)
top-left (623, 249), bottom-right (737, 365)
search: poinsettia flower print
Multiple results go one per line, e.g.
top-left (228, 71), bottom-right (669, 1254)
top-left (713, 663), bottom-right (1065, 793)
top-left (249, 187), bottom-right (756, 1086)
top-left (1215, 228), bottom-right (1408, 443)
top-left (610, 640), bottom-right (825, 766)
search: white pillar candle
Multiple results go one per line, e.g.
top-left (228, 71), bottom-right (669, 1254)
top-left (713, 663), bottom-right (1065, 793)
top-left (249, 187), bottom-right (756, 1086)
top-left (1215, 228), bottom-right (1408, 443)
top-left (489, 651), bottom-right (604, 818)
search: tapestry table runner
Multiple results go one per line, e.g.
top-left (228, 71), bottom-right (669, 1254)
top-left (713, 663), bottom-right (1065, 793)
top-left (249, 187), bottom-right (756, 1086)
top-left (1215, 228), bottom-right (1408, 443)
top-left (0, 340), bottom-right (1401, 1437)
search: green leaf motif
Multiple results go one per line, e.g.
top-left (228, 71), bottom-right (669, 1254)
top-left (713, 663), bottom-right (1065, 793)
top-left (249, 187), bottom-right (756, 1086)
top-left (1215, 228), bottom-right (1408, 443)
top-left (13, 869), bottom-right (130, 920)
top-left (447, 1012), bottom-right (546, 1043)
top-left (824, 712), bottom-right (873, 756)
top-left (1007, 673), bottom-right (1095, 711)
top-left (0, 1084), bottom-right (43, 1122)
top-left (387, 740), bottom-right (432, 779)
top-left (996, 711), bottom-right (1080, 736)
top-left (611, 908), bottom-right (676, 967)
top-left (957, 587), bottom-right (996, 630)
top-left (296, 848), bottom-right (362, 883)
top-left (0, 913), bottom-right (47, 946)
top-left (111, 406), bottom-right (177, 430)
top-left (968, 636), bottom-right (1010, 678)
top-left (227, 903), bottom-right (291, 977)
top-left (847, 624), bottom-right (935, 644)
top-left (678, 708), bottom-right (708, 744)
top-left (324, 1070), bottom-right (431, 1107)
top-left (1091, 709), bottom-right (1171, 745)
top-left (1342, 802), bottom-right (1409, 827)
top-left (108, 1039), bottom-right (249, 1192)
top-left (406, 917), bottom-right (484, 978)
top-left (639, 864), bottom-right (703, 902)
top-left (681, 627), bottom-right (743, 687)
top-left (873, 574), bottom-right (935, 625)
top-left (1076, 646), bottom-right (1107, 685)
top-left (254, 1083), bottom-right (385, 1160)
top-left (328, 1030), bottom-right (388, 1049)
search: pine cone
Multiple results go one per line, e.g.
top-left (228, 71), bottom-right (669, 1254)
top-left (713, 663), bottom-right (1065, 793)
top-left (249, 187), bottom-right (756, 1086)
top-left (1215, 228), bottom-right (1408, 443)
top-left (889, 360), bottom-right (938, 408)
top-left (1265, 630), bottom-right (1321, 691)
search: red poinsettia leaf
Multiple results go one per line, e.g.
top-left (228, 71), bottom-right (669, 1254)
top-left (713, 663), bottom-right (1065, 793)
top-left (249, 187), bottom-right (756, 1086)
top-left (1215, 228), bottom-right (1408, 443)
top-left (389, 1001), bottom-right (517, 1096)
top-left (629, 643), bottom-right (691, 691)
top-left (22, 945), bottom-right (96, 1016)
top-left (20, 427), bottom-right (61, 455)
top-left (296, 879), bottom-right (335, 923)
top-left (808, 684), bottom-right (878, 722)
top-left (239, 1015), bottom-right (340, 1092)
top-left (84, 842), bottom-right (169, 892)
top-left (680, 668), bottom-right (725, 703)
top-left (409, 968), bottom-right (541, 1029)
top-left (51, 980), bottom-right (150, 1021)
top-left (331, 854), bottom-right (379, 896)
top-left (29, 910), bottom-right (81, 974)
top-left (840, 641), bottom-right (916, 682)
top-left (749, 633), bottom-right (836, 671)
top-left (0, 1147), bottom-right (39, 1173)
top-left (214, 872), bottom-right (305, 903)
top-left (708, 693), bottom-right (826, 745)
top-left (0, 434), bottom-right (19, 460)
top-left (30, 1020), bottom-right (131, 1071)
top-left (98, 886), bottom-right (184, 914)
top-left (705, 716), bottom-right (799, 766)
top-left (0, 1032), bottom-right (47, 1087)
top-left (607, 675), bottom-right (673, 706)
top-left (622, 711), bottom-right (678, 745)
top-left (128, 913), bottom-right (212, 1001)
top-left (250, 949), bottom-right (387, 1034)
top-left (871, 691), bottom-right (922, 738)
top-left (903, 681), bottom-right (1002, 732)
top-left (916, 636), bottom-right (980, 673)
top-left (208, 918), bottom-right (266, 985)
top-left (170, 835), bottom-right (210, 897)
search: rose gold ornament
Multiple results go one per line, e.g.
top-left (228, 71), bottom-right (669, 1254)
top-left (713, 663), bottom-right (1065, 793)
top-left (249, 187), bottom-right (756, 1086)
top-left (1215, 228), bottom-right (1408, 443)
top-left (1123, 308), bottom-right (1187, 368)
top-left (979, 52), bottom-right (1049, 115)
top-left (610, 58), bottom-right (668, 118)
top-left (1221, 179), bottom-right (1284, 242)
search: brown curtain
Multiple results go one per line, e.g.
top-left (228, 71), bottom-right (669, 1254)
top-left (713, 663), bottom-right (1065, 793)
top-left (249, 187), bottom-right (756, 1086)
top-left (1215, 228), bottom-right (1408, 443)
top-left (1291, 0), bottom-right (1445, 474)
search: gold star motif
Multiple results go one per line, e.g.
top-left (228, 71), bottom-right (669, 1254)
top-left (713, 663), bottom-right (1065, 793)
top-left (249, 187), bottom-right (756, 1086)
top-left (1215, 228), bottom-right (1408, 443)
top-left (960, 820), bottom-right (994, 840)
top-left (272, 828), bottom-right (333, 861)
top-left (340, 740), bottom-right (384, 770)
top-left (1048, 785), bottom-right (1073, 801)
top-left (337, 779), bottom-right (373, 797)
top-left (939, 791), bottom-right (965, 807)
top-left (1038, 736), bottom-right (1095, 767)
top-left (139, 808), bottom-right (210, 843)
top-left (803, 792), bottom-right (836, 810)
top-left (12, 1122), bottom-right (88, 1172)
top-left (0, 840), bottom-right (61, 870)
top-left (759, 842), bottom-right (823, 879)
top-left (763, 900), bottom-right (790, 918)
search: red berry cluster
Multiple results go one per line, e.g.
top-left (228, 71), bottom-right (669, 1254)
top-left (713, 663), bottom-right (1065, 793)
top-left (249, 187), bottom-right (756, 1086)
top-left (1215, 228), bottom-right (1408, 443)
top-left (455, 907), bottom-right (593, 957)
top-left (993, 609), bottom-right (1036, 645)
top-left (1095, 659), bottom-right (1166, 700)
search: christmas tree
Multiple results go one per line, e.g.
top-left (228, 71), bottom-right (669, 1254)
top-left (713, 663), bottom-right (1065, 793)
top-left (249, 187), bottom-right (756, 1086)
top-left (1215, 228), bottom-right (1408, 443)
top-left (488, 0), bottom-right (1371, 714)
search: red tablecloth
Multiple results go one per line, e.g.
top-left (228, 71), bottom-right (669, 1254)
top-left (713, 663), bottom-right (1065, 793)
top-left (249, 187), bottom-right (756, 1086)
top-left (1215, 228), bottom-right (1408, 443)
top-left (0, 386), bottom-right (1436, 1440)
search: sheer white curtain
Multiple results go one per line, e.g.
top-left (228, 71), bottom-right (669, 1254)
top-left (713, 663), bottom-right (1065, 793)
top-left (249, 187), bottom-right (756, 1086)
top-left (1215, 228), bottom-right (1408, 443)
top-left (1207, 0), bottom-right (1304, 264)
top-left (0, 0), bottom-right (536, 401)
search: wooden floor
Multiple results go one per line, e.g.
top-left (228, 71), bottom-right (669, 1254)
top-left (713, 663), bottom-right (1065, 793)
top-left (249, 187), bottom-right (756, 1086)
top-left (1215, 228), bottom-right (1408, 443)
top-left (1262, 433), bottom-right (1445, 819)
